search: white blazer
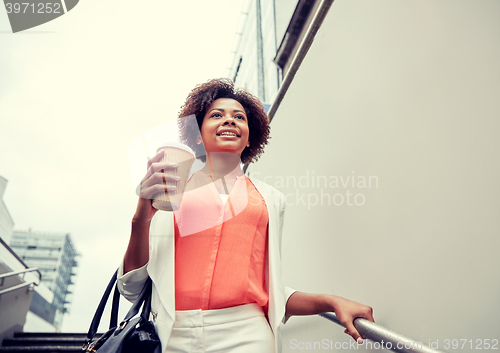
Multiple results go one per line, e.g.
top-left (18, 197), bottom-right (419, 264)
top-left (117, 177), bottom-right (296, 353)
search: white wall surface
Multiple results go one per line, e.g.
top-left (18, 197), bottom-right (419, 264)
top-left (24, 311), bottom-right (57, 333)
top-left (248, 0), bottom-right (500, 351)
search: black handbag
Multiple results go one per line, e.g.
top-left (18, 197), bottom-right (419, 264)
top-left (82, 269), bottom-right (160, 353)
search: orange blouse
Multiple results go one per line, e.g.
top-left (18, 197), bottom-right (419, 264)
top-left (173, 170), bottom-right (269, 311)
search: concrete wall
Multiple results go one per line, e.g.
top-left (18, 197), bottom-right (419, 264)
top-left (248, 0), bottom-right (500, 351)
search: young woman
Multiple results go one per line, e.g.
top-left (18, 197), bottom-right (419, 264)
top-left (118, 78), bottom-right (374, 353)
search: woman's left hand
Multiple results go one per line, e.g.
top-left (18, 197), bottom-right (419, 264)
top-left (327, 295), bottom-right (374, 343)
top-left (285, 291), bottom-right (374, 343)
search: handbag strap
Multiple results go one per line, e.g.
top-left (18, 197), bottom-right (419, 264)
top-left (110, 284), bottom-right (120, 329)
top-left (85, 269), bottom-right (153, 343)
top-left (85, 270), bottom-right (118, 341)
top-left (121, 276), bottom-right (152, 322)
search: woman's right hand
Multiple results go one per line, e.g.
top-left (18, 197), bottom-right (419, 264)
top-left (133, 149), bottom-right (179, 224)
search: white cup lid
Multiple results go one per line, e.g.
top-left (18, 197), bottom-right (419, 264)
top-left (157, 142), bottom-right (195, 156)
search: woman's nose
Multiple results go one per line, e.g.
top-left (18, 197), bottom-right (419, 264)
top-left (221, 116), bottom-right (236, 125)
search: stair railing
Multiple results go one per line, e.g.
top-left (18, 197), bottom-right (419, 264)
top-left (320, 312), bottom-right (446, 353)
top-left (0, 267), bottom-right (42, 297)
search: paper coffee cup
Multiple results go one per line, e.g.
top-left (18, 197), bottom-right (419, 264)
top-left (152, 143), bottom-right (195, 211)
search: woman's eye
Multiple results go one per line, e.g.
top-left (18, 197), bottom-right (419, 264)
top-left (212, 113), bottom-right (222, 118)
top-left (235, 115), bottom-right (245, 120)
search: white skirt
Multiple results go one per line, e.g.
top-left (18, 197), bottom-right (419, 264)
top-left (164, 303), bottom-right (275, 353)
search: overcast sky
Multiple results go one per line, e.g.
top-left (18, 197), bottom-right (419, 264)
top-left (0, 0), bottom-right (247, 332)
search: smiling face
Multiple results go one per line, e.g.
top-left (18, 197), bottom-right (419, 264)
top-left (198, 98), bottom-right (250, 158)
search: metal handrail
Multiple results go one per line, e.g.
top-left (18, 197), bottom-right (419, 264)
top-left (0, 267), bottom-right (42, 297)
top-left (320, 312), bottom-right (446, 353)
top-left (0, 282), bottom-right (36, 296)
top-left (0, 267), bottom-right (42, 282)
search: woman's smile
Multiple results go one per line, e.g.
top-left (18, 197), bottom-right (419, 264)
top-left (217, 128), bottom-right (241, 138)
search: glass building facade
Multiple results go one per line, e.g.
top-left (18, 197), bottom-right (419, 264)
top-left (10, 231), bottom-right (78, 329)
top-left (228, 0), bottom-right (280, 104)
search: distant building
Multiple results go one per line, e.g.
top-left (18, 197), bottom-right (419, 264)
top-left (1, 176), bottom-right (57, 338)
top-left (227, 0), bottom-right (282, 104)
top-left (10, 230), bottom-right (78, 330)
top-left (0, 175), bottom-right (14, 245)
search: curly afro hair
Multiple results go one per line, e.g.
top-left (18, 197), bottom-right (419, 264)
top-left (177, 78), bottom-right (270, 164)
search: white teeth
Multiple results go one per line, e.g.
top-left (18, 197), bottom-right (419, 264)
top-left (219, 132), bottom-right (237, 136)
